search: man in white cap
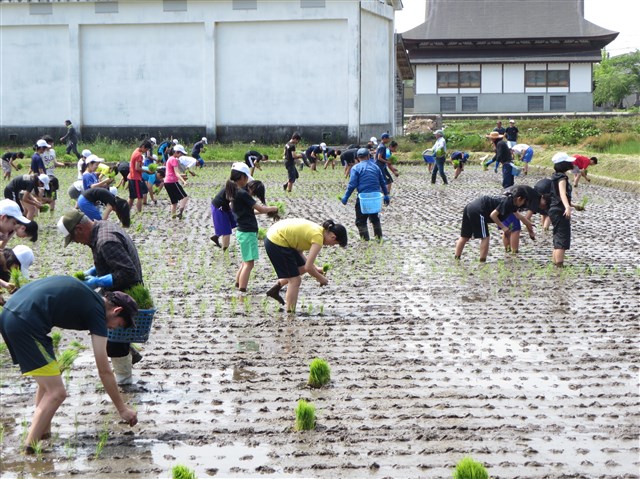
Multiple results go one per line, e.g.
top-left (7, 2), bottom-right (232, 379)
top-left (191, 137), bottom-right (208, 169)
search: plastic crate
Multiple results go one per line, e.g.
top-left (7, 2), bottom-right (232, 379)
top-left (108, 308), bottom-right (156, 343)
top-left (358, 192), bottom-right (383, 214)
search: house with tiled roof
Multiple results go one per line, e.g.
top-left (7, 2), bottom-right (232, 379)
top-left (0, 0), bottom-right (405, 143)
top-left (402, 0), bottom-right (618, 114)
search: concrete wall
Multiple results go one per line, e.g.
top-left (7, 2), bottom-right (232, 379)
top-left (0, 0), bottom-right (396, 144)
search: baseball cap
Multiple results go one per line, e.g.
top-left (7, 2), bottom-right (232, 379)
top-left (231, 162), bottom-right (254, 181)
top-left (509, 119), bottom-right (515, 123)
top-left (149, 137), bottom-right (157, 145)
top-left (86, 155), bottom-right (103, 164)
top-left (380, 133), bottom-right (390, 140)
top-left (109, 186), bottom-right (118, 196)
top-left (369, 136), bottom-right (378, 145)
top-left (202, 137), bottom-right (208, 144)
top-left (172, 139), bottom-right (179, 145)
top-left (105, 291), bottom-right (138, 328)
top-left (38, 174), bottom-right (50, 190)
top-left (320, 142), bottom-right (327, 150)
top-left (357, 148), bottom-right (370, 158)
top-left (173, 145), bottom-right (187, 155)
top-left (12, 245), bottom-right (34, 278)
top-left (36, 139), bottom-right (51, 148)
top-left (57, 210), bottom-right (85, 247)
top-left (0, 199), bottom-right (30, 224)
top-left (435, 130), bottom-right (444, 136)
top-left (552, 152), bottom-right (575, 164)
top-left (81, 149), bottom-right (92, 158)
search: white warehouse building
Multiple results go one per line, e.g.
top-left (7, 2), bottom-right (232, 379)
top-left (0, 0), bottom-right (404, 143)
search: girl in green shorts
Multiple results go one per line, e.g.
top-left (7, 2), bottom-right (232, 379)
top-left (226, 163), bottom-right (279, 292)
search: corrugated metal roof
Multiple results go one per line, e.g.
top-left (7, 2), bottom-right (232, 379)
top-left (402, 0), bottom-right (618, 43)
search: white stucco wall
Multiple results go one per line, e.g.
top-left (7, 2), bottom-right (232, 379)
top-left (415, 65), bottom-right (437, 94)
top-left (360, 9), bottom-right (391, 125)
top-left (503, 64), bottom-right (525, 93)
top-left (80, 23), bottom-right (205, 125)
top-left (0, 26), bottom-right (70, 126)
top-left (481, 64), bottom-right (502, 93)
top-left (570, 63), bottom-right (592, 93)
top-left (215, 20), bottom-right (348, 126)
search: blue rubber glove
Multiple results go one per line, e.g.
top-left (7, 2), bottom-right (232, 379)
top-left (84, 274), bottom-right (113, 289)
top-left (341, 196), bottom-right (348, 205)
top-left (84, 266), bottom-right (97, 277)
top-left (383, 195), bottom-right (390, 206)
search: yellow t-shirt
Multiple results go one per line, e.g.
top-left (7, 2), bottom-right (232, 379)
top-left (96, 163), bottom-right (111, 176)
top-left (267, 219), bottom-right (324, 251)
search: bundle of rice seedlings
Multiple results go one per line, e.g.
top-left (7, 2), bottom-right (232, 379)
top-left (69, 340), bottom-right (88, 351)
top-left (147, 163), bottom-right (158, 173)
top-left (268, 201), bottom-right (286, 217)
top-left (453, 457), bottom-right (489, 479)
top-left (39, 204), bottom-right (50, 213)
top-left (294, 399), bottom-right (316, 431)
top-left (577, 195), bottom-right (588, 211)
top-left (58, 349), bottom-right (79, 373)
top-left (9, 268), bottom-right (27, 290)
top-left (257, 227), bottom-right (267, 240)
top-left (171, 465), bottom-right (197, 479)
top-left (122, 284), bottom-right (154, 309)
top-left (308, 358), bottom-right (331, 388)
top-left (51, 331), bottom-right (62, 355)
top-left (15, 163), bottom-right (23, 171)
top-left (322, 263), bottom-right (332, 273)
top-left (72, 271), bottom-right (86, 281)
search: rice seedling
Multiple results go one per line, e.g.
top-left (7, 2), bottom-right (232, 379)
top-left (243, 296), bottom-right (251, 313)
top-left (9, 268), bottom-right (27, 290)
top-left (319, 304), bottom-right (324, 316)
top-left (294, 399), bottom-right (316, 431)
top-left (453, 456), bottom-right (489, 479)
top-left (322, 263), bottom-right (332, 273)
top-left (268, 201), bottom-right (286, 216)
top-left (257, 227), bottom-right (267, 240)
top-left (168, 298), bottom-right (175, 316)
top-left (308, 358), bottom-right (331, 388)
top-left (0, 424), bottom-right (4, 445)
top-left (172, 464), bottom-right (197, 479)
top-left (28, 440), bottom-right (43, 457)
top-left (72, 271), bottom-right (86, 281)
top-left (51, 331), bottom-right (63, 355)
top-left (39, 204), bottom-right (50, 213)
top-left (577, 195), bottom-right (589, 210)
top-left (69, 340), bottom-right (88, 351)
top-left (94, 418), bottom-right (111, 459)
top-left (58, 349), bottom-right (79, 373)
top-left (123, 284), bottom-right (154, 309)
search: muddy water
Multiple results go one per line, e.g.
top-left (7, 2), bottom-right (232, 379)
top-left (1, 163), bottom-right (638, 478)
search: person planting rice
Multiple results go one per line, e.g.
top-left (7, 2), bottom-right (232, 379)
top-left (499, 185), bottom-right (549, 254)
top-left (571, 154), bottom-right (598, 187)
top-left (78, 149), bottom-right (92, 179)
top-left (78, 187), bottom-right (131, 227)
top-left (283, 132), bottom-right (303, 192)
top-left (191, 137), bottom-right (207, 169)
top-left (454, 185), bottom-right (535, 262)
top-left (341, 148), bottom-right (390, 242)
top-left (164, 145), bottom-right (190, 219)
top-left (0, 217), bottom-right (38, 248)
top-left (142, 155), bottom-right (159, 206)
top-left (210, 168), bottom-right (238, 251)
top-left (511, 144), bottom-right (534, 175)
top-left (2, 151), bottom-right (24, 180)
top-left (486, 131), bottom-right (514, 189)
top-left (304, 143), bottom-right (326, 172)
top-left (264, 218), bottom-right (347, 313)
top-left (82, 156), bottom-right (113, 191)
top-left (57, 209), bottom-right (144, 384)
top-left (451, 151), bottom-right (469, 180)
top-left (127, 140), bottom-right (153, 214)
top-left (430, 130), bottom-right (448, 185)
top-left (226, 163), bottom-right (279, 293)
top-left (0, 276), bottom-right (139, 453)
top-left (0, 245), bottom-right (34, 296)
top-left (4, 173), bottom-right (50, 220)
top-left (548, 153), bottom-right (583, 268)
top-left (322, 146), bottom-right (341, 170)
top-left (30, 139), bottom-right (48, 175)
top-left (376, 133), bottom-right (399, 192)
top-left (339, 147), bottom-right (359, 178)
top-left (244, 150), bottom-right (268, 176)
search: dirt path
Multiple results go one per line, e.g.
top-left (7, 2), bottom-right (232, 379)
top-left (1, 163), bottom-right (638, 478)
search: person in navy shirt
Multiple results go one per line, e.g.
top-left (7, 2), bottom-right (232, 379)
top-left (191, 137), bottom-right (208, 168)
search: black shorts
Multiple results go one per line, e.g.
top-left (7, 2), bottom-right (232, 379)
top-left (460, 206), bottom-right (490, 239)
top-left (264, 238), bottom-right (305, 279)
top-left (165, 182), bottom-right (188, 205)
top-left (128, 179), bottom-right (148, 199)
top-left (0, 309), bottom-right (56, 374)
top-left (549, 208), bottom-right (571, 249)
top-left (286, 164), bottom-right (299, 183)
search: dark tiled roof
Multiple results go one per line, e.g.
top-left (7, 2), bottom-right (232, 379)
top-left (402, 0), bottom-right (618, 44)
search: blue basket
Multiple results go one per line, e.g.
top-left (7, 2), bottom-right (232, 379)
top-left (108, 309), bottom-right (156, 343)
top-left (358, 192), bottom-right (383, 214)
top-left (423, 154), bottom-right (435, 164)
top-left (511, 163), bottom-right (522, 177)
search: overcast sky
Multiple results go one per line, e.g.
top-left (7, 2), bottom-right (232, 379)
top-left (395, 0), bottom-right (640, 56)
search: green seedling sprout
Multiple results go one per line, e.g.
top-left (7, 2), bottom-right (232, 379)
top-left (39, 204), bottom-right (50, 213)
top-left (322, 263), bottom-right (332, 273)
top-left (294, 399), bottom-right (316, 431)
top-left (171, 464), bottom-right (197, 479)
top-left (308, 358), bottom-right (331, 388)
top-left (453, 457), bottom-right (489, 479)
top-left (577, 195), bottom-right (588, 211)
top-left (69, 340), bottom-right (88, 351)
top-left (9, 268), bottom-right (27, 290)
top-left (257, 227), bottom-right (267, 240)
top-left (51, 331), bottom-right (63, 355)
top-left (58, 349), bottom-right (79, 373)
top-left (268, 201), bottom-right (286, 216)
top-left (122, 284), bottom-right (154, 309)
top-left (72, 271), bottom-right (87, 281)
top-left (28, 439), bottom-right (43, 457)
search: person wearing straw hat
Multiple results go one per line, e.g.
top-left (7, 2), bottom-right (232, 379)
top-left (485, 131), bottom-right (514, 188)
top-left (0, 276), bottom-right (138, 453)
top-left (57, 209), bottom-right (144, 384)
top-left (341, 148), bottom-right (390, 242)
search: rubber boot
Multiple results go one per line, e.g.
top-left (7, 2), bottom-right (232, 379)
top-left (357, 226), bottom-right (370, 241)
top-left (373, 224), bottom-right (383, 241)
top-left (111, 354), bottom-right (133, 385)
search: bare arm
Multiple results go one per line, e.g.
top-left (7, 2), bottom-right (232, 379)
top-left (514, 211), bottom-right (535, 240)
top-left (253, 204), bottom-right (278, 215)
top-left (489, 209), bottom-right (508, 232)
top-left (91, 335), bottom-right (138, 426)
top-left (558, 179), bottom-right (572, 218)
top-left (302, 243), bottom-right (327, 285)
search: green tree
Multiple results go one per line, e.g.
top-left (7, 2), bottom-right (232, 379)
top-left (594, 50), bottom-right (640, 108)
